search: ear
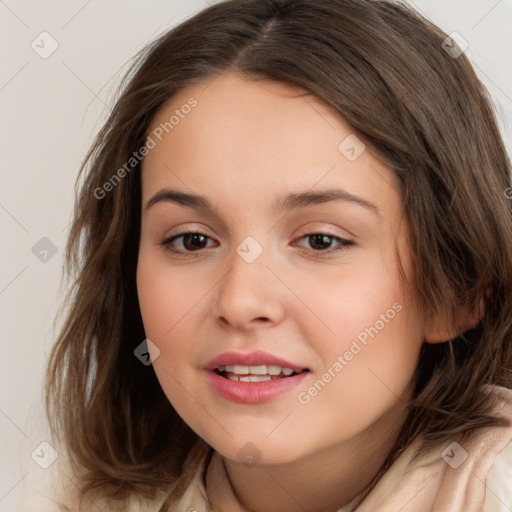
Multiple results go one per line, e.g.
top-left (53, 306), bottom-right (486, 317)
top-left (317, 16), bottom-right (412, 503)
top-left (423, 298), bottom-right (485, 344)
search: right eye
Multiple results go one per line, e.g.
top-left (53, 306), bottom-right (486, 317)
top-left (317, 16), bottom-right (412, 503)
top-left (161, 231), bottom-right (218, 255)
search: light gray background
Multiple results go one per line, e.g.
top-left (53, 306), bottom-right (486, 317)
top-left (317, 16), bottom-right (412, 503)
top-left (1, 0), bottom-right (511, 509)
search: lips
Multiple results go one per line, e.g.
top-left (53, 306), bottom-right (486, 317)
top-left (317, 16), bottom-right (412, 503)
top-left (203, 350), bottom-right (310, 404)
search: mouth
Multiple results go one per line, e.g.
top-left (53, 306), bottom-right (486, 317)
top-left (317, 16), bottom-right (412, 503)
top-left (203, 351), bottom-right (311, 403)
top-left (213, 365), bottom-right (309, 382)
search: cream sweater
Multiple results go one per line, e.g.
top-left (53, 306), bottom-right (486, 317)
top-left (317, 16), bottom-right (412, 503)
top-left (19, 385), bottom-right (512, 511)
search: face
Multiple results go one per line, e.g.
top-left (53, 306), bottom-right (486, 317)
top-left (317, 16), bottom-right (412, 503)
top-left (136, 72), bottom-right (425, 465)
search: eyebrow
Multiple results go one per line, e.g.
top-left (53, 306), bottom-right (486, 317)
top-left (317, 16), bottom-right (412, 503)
top-left (144, 187), bottom-right (379, 215)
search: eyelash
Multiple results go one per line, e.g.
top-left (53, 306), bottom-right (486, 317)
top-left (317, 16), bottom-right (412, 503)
top-left (160, 231), bottom-right (354, 258)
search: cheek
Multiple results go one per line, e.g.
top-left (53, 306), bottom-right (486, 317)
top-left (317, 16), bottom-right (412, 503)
top-left (293, 310), bottom-right (421, 448)
top-left (292, 254), bottom-right (414, 351)
top-left (292, 261), bottom-right (422, 431)
top-left (136, 258), bottom-right (204, 415)
top-left (136, 253), bottom-right (217, 388)
top-left (137, 269), bottom-right (172, 341)
top-left (136, 253), bottom-right (206, 342)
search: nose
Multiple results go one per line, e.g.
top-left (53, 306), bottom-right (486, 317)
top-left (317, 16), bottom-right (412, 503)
top-left (211, 242), bottom-right (286, 332)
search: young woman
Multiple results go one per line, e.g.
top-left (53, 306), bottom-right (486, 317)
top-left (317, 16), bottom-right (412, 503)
top-left (29, 0), bottom-right (512, 510)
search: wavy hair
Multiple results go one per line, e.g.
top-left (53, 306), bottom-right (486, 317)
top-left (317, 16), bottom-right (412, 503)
top-left (46, 0), bottom-right (512, 509)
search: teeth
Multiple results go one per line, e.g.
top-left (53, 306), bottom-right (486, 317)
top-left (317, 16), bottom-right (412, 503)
top-left (267, 365), bottom-right (282, 375)
top-left (226, 365), bottom-right (249, 374)
top-left (217, 364), bottom-right (301, 376)
top-left (225, 375), bottom-right (272, 382)
top-left (247, 365), bottom-right (267, 375)
top-left (217, 364), bottom-right (300, 376)
top-left (239, 375), bottom-right (272, 382)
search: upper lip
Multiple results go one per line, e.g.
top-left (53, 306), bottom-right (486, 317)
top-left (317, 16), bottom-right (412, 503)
top-left (203, 350), bottom-right (309, 371)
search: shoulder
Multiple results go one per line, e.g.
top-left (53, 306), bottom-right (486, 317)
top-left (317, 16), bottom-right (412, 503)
top-left (355, 384), bottom-right (512, 511)
top-left (18, 452), bottom-right (77, 512)
top-left (484, 436), bottom-right (512, 511)
top-left (482, 385), bottom-right (512, 512)
top-left (18, 438), bottom-right (212, 512)
top-left (18, 447), bottom-right (157, 512)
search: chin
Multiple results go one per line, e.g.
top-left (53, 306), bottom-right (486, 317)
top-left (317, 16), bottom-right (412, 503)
top-left (206, 433), bottom-right (309, 467)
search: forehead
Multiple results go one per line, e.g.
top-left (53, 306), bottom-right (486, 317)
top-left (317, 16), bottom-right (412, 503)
top-left (141, 72), bottom-right (401, 216)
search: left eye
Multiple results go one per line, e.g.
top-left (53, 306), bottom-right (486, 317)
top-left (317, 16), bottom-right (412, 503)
top-left (294, 233), bottom-right (353, 252)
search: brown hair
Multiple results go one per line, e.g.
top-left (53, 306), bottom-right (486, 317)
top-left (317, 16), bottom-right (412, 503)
top-left (46, 0), bottom-right (512, 509)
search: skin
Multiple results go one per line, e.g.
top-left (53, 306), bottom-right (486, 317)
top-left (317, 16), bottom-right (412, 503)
top-left (136, 72), bottom-right (445, 512)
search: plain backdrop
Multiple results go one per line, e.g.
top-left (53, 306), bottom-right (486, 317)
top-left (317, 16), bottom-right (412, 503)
top-left (1, 0), bottom-right (511, 509)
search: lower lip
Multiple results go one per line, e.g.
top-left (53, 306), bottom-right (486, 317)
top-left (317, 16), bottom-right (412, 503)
top-left (205, 370), bottom-right (310, 404)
